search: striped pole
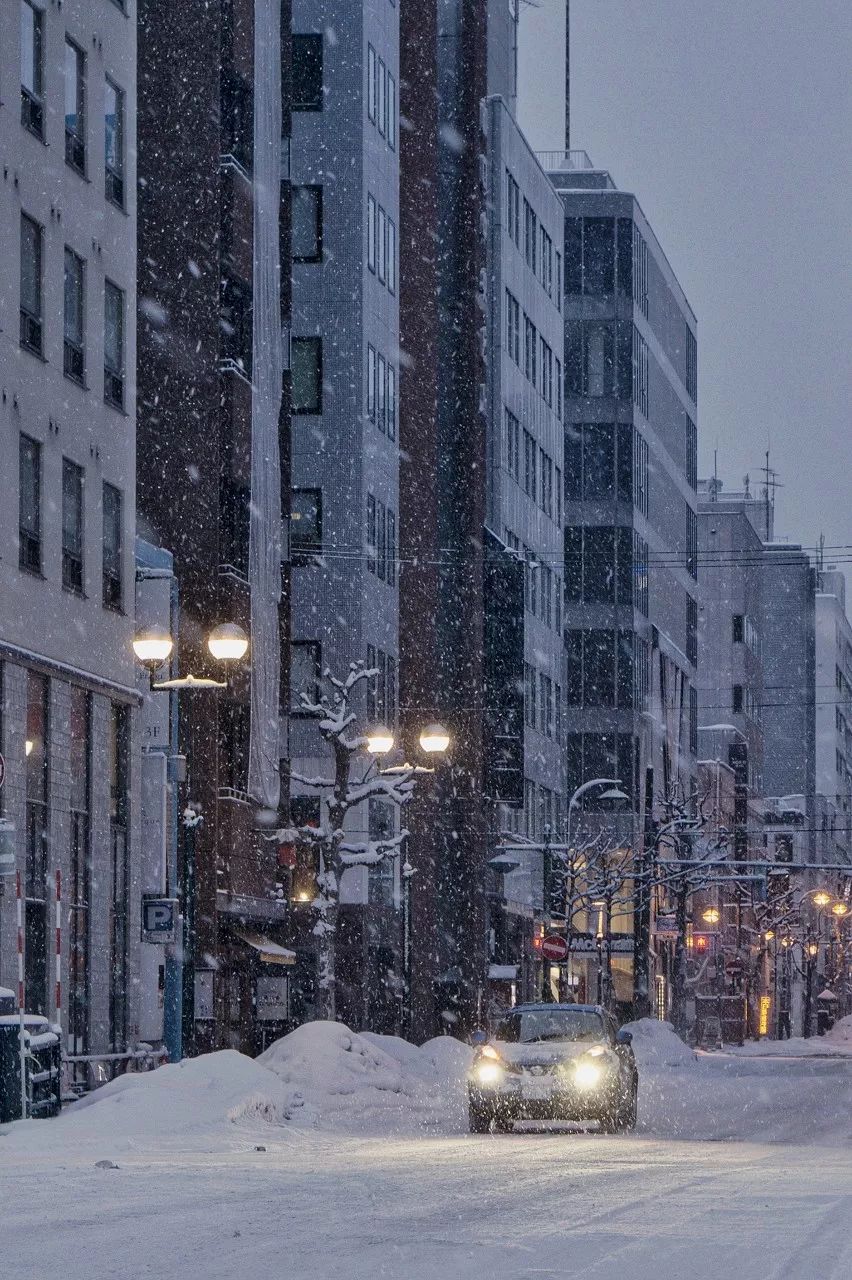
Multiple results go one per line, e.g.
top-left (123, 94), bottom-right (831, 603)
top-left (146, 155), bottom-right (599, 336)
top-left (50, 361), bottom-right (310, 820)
top-left (16, 871), bottom-right (26, 1120)
top-left (54, 869), bottom-right (62, 1024)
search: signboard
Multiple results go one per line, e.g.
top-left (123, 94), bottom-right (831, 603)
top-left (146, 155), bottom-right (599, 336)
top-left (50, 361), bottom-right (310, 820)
top-left (0, 819), bottom-right (15, 877)
top-left (141, 896), bottom-right (178, 944)
top-left (567, 933), bottom-right (634, 955)
top-left (655, 913), bottom-right (679, 941)
top-left (256, 973), bottom-right (290, 1021)
top-left (540, 935), bottom-right (569, 961)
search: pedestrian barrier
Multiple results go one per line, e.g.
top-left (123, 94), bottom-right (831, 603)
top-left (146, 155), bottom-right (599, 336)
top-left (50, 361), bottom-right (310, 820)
top-left (0, 1006), bottom-right (62, 1123)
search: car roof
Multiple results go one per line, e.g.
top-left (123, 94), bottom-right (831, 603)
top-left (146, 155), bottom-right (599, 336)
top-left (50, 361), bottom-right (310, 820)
top-left (503, 1003), bottom-right (605, 1015)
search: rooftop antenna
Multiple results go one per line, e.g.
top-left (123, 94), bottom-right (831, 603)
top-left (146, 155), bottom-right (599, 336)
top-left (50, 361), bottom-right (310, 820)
top-left (565, 0), bottom-right (570, 151)
top-left (759, 448), bottom-right (782, 542)
top-left (817, 533), bottom-right (825, 575)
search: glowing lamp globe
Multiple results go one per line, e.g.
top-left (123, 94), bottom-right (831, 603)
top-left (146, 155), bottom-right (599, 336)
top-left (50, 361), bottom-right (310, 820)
top-left (366, 725), bottom-right (395, 755)
top-left (419, 723), bottom-right (450, 754)
top-left (132, 628), bottom-right (174, 670)
top-left (207, 623), bottom-right (249, 662)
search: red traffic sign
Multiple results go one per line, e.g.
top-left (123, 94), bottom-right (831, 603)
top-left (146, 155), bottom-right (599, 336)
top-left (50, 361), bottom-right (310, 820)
top-left (540, 934), bottom-right (569, 962)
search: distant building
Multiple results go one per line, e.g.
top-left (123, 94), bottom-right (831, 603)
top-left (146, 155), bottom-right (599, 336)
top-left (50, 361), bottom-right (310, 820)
top-left (547, 152), bottom-right (700, 1014)
top-left (287, 0), bottom-right (403, 1031)
top-left (814, 568), bottom-right (852, 864)
top-left (0, 0), bottom-right (140, 1073)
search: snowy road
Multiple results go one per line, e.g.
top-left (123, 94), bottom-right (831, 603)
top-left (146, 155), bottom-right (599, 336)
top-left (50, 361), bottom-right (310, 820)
top-left (4, 1050), bottom-right (852, 1280)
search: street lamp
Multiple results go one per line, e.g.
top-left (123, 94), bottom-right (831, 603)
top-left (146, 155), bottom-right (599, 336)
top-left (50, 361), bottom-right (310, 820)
top-left (702, 906), bottom-right (721, 925)
top-left (365, 725), bottom-right (395, 755)
top-left (832, 902), bottom-right (849, 918)
top-left (132, 626), bottom-right (174, 673)
top-left (419, 723), bottom-right (451, 754)
top-left (207, 622), bottom-right (249, 662)
top-left (566, 778), bottom-right (627, 847)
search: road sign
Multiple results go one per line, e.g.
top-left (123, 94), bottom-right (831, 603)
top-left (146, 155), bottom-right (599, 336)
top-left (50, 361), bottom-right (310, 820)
top-left (141, 896), bottom-right (178, 944)
top-left (540, 934), bottom-right (569, 962)
top-left (0, 819), bottom-right (15, 877)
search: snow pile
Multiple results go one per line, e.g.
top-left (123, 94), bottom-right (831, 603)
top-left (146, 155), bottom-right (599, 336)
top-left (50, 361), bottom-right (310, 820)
top-left (3, 1051), bottom-right (306, 1156)
top-left (621, 1017), bottom-right (696, 1069)
top-left (259, 1022), bottom-right (472, 1133)
top-left (824, 1014), bottom-right (852, 1048)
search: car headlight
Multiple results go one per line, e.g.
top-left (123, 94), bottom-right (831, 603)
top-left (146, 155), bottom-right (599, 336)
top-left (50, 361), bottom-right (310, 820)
top-left (475, 1061), bottom-right (504, 1085)
top-left (573, 1059), bottom-right (604, 1090)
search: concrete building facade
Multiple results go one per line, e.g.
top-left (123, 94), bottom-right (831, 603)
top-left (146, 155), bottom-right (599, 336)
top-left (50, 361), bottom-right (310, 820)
top-left (0, 0), bottom-right (140, 1072)
top-left (814, 569), bottom-right (852, 865)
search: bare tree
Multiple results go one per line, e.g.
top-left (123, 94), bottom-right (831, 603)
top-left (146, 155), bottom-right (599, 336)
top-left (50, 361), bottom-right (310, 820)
top-left (290, 662), bottom-right (416, 1021)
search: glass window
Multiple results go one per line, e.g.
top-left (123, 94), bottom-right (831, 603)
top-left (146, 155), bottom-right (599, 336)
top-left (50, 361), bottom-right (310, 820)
top-left (377, 353), bottom-right (386, 431)
top-left (387, 73), bottom-right (396, 149)
top-left (20, 0), bottom-right (44, 136)
top-left (377, 206), bottom-right (386, 282)
top-left (102, 482), bottom-right (123, 611)
top-left (584, 630), bottom-right (616, 706)
top-left (377, 59), bottom-right (386, 137)
top-left (387, 218), bottom-right (396, 294)
top-left (367, 44), bottom-right (377, 122)
top-left (505, 289), bottom-right (519, 363)
top-left (62, 459), bottom-right (85, 594)
top-left (366, 494), bottom-right (377, 573)
top-left (367, 195), bottom-right (376, 272)
top-left (65, 39), bottom-right (86, 172)
top-left (524, 315), bottom-right (537, 385)
top-left (293, 34), bottom-right (323, 110)
top-left (19, 434), bottom-right (42, 574)
top-left (291, 488), bottom-right (322, 561)
top-left (583, 217), bottom-right (615, 296)
top-left (220, 69), bottom-right (253, 172)
top-left (583, 423), bottom-right (615, 499)
top-left (291, 337), bottom-right (322, 414)
top-left (292, 185), bottom-right (323, 263)
top-left (585, 323), bottom-right (614, 397)
top-left (104, 281), bottom-right (125, 408)
top-left (20, 213), bottom-right (43, 354)
top-left (386, 364), bottom-right (396, 441)
top-left (64, 248), bottom-right (86, 383)
top-left (496, 1008), bottom-right (605, 1044)
top-left (564, 219), bottom-right (582, 294)
top-left (104, 79), bottom-right (125, 207)
top-left (367, 344), bottom-right (376, 420)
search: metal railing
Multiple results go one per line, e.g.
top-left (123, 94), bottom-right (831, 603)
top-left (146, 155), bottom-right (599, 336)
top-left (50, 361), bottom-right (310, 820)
top-left (536, 149), bottom-right (595, 172)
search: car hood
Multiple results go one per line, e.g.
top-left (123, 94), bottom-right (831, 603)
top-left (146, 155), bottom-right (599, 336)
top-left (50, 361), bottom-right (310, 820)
top-left (491, 1039), bottom-right (608, 1068)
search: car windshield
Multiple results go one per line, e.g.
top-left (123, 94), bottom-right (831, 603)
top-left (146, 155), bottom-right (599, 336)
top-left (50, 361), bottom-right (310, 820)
top-left (495, 1009), bottom-right (606, 1044)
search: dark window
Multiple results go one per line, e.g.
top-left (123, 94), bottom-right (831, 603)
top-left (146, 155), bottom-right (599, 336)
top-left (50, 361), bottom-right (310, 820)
top-left (732, 614), bottom-right (744, 643)
top-left (102, 482), bottom-right (123, 611)
top-left (617, 630), bottom-right (635, 710)
top-left (291, 641), bottom-right (321, 712)
top-left (104, 280), bottom-right (125, 407)
top-left (220, 475), bottom-right (249, 577)
top-left (685, 325), bottom-right (698, 402)
top-left (104, 78), bottom-right (125, 207)
top-left (387, 72), bottom-right (396, 148)
top-left (564, 218), bottom-right (582, 294)
top-left (367, 44), bottom-right (377, 122)
top-left (291, 488), bottom-right (322, 561)
top-left (686, 504), bottom-right (698, 580)
top-left (582, 423), bottom-right (615, 499)
top-left (220, 275), bottom-right (252, 375)
top-left (686, 415), bottom-right (698, 490)
top-left (25, 670), bottom-right (49, 1016)
top-left (19, 434), bottom-right (42, 574)
top-left (633, 225), bottom-right (649, 317)
top-left (20, 0), bottom-right (44, 138)
top-left (20, 213), bottom-right (43, 355)
top-left (564, 526), bottom-right (582, 602)
top-left (293, 34), bottom-right (323, 110)
top-left (565, 319), bottom-right (583, 395)
top-left (292, 337), bottom-right (322, 413)
top-left (616, 218), bottom-right (633, 297)
top-left (583, 218), bottom-right (615, 296)
top-left (686, 595), bottom-right (698, 666)
top-left (616, 423), bottom-right (633, 504)
top-left (632, 325), bottom-right (649, 416)
top-left (221, 70), bottom-right (253, 171)
top-left (584, 630), bottom-right (616, 707)
top-left (64, 248), bottom-right (86, 383)
top-left (616, 320), bottom-right (633, 400)
top-left (377, 57), bottom-right (386, 137)
top-left (64, 39), bottom-right (86, 172)
top-left (367, 194), bottom-right (376, 272)
top-left (377, 353), bottom-right (386, 430)
top-left (505, 289), bottom-right (520, 363)
top-left (732, 685), bottom-right (743, 714)
top-left (387, 364), bottom-right (396, 441)
top-left (367, 345), bottom-right (376, 420)
top-left (633, 531), bottom-right (649, 615)
top-left (292, 185), bottom-right (322, 262)
top-left (584, 323), bottom-right (614, 397)
top-left (62, 459), bottom-right (85, 594)
top-left (584, 526), bottom-right (616, 603)
top-left (524, 315), bottom-right (537, 385)
top-left (689, 685), bottom-right (698, 756)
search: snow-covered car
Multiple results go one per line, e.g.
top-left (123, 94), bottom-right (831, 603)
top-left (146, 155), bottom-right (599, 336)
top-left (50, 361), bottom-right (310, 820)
top-left (467, 1003), bottom-right (638, 1134)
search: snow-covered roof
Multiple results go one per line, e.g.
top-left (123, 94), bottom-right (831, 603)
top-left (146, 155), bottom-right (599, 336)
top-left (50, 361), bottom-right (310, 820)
top-left (235, 932), bottom-right (296, 966)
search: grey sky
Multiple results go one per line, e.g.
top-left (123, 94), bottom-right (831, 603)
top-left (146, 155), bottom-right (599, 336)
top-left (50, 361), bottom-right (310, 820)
top-left (518, 0), bottom-right (851, 567)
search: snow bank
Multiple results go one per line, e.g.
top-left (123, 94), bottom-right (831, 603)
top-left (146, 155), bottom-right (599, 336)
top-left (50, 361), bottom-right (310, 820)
top-left (824, 1014), bottom-right (852, 1048)
top-left (259, 1022), bottom-right (472, 1133)
top-left (621, 1017), bottom-right (696, 1069)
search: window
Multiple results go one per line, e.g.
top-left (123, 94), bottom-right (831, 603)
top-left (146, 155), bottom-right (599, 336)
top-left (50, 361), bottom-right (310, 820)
top-left (540, 339), bottom-right (553, 406)
top-left (25, 670), bottom-right (49, 1016)
top-left (632, 325), bottom-right (649, 416)
top-left (367, 44), bottom-right (377, 122)
top-left (505, 289), bottom-right (520, 363)
top-left (291, 489), bottom-right (322, 562)
top-left (367, 195), bottom-right (376, 272)
top-left (732, 615), bottom-right (744, 644)
top-left (685, 325), bottom-right (698, 402)
top-left (221, 275), bottom-right (252, 374)
top-left (64, 249), bottom-right (85, 383)
top-left (108, 704), bottom-right (129, 1052)
top-left (540, 228), bottom-right (553, 295)
top-left (104, 281), bottom-right (125, 408)
top-left (367, 345), bottom-right (376, 420)
top-left (20, 213), bottom-right (43, 355)
top-left (555, 358), bottom-right (562, 419)
top-left (291, 337), bottom-right (322, 413)
top-left (585, 323), bottom-right (614, 397)
top-left (555, 469), bottom-right (562, 527)
top-left (386, 218), bottom-right (396, 294)
top-left (377, 58), bottom-right (386, 137)
top-left (556, 252), bottom-right (562, 311)
top-left (386, 509), bottom-right (396, 587)
top-left (292, 185), bottom-right (323, 263)
top-left (524, 200), bottom-right (537, 272)
top-left (20, 0), bottom-right (44, 137)
top-left (221, 69), bottom-right (253, 171)
top-left (686, 505), bottom-right (698, 580)
top-left (687, 596), bottom-right (698, 666)
top-left (293, 34), bottom-right (323, 110)
top-left (524, 315), bottom-right (537, 385)
top-left (62, 459), bottom-right (85, 593)
top-left (582, 423), bottom-right (615, 499)
top-left (387, 73), bottom-right (396, 148)
top-left (65, 39), bottom-right (86, 173)
top-left (387, 364), bottom-right (396, 441)
top-left (732, 685), bottom-right (743, 715)
top-left (19, 434), bottom-right (42, 574)
top-left (377, 206), bottom-right (387, 282)
top-left (102, 483), bottom-right (123, 611)
top-left (366, 494), bottom-right (377, 573)
top-left (632, 224), bottom-right (649, 316)
top-left (504, 408), bottom-right (520, 481)
top-left (523, 430), bottom-right (536, 501)
top-left (104, 79), bottom-right (125, 208)
top-left (583, 218), bottom-right (615, 296)
top-left (377, 353), bottom-right (386, 431)
top-left (506, 170), bottom-right (520, 246)
top-left (540, 452), bottom-right (553, 517)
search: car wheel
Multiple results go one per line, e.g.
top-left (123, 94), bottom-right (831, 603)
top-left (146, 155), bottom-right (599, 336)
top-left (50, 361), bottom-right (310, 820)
top-left (468, 1103), bottom-right (493, 1134)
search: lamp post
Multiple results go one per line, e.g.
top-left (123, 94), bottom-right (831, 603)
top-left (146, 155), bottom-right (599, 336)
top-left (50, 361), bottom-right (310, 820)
top-left (133, 622), bottom-right (249, 1061)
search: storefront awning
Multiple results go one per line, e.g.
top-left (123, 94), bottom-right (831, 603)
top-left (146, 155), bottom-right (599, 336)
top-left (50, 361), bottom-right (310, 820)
top-left (236, 931), bottom-right (296, 966)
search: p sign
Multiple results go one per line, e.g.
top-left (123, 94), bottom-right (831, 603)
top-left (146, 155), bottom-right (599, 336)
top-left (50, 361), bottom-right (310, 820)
top-left (141, 896), bottom-right (178, 945)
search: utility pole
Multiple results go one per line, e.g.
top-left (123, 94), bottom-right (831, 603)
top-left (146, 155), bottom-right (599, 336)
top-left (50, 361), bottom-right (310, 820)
top-left (564, 0), bottom-right (570, 151)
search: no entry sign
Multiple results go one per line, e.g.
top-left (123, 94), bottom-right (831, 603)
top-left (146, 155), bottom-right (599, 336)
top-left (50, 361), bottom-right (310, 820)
top-left (540, 934), bottom-right (569, 962)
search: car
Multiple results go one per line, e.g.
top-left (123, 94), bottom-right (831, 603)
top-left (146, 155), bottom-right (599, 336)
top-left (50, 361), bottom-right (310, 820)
top-left (467, 1003), bottom-right (638, 1134)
